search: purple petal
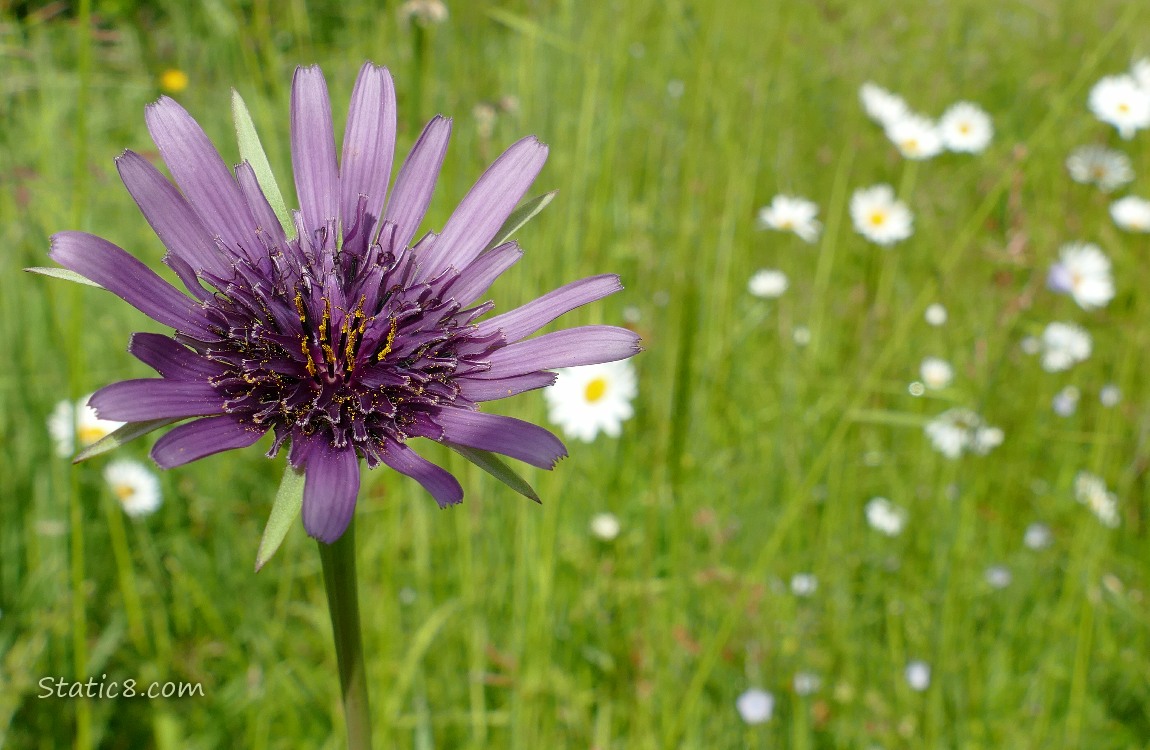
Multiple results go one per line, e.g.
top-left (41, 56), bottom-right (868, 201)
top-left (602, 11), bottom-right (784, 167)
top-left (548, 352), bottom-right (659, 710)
top-left (129, 332), bottom-right (226, 379)
top-left (483, 326), bottom-right (642, 378)
top-left (458, 371), bottom-right (556, 402)
top-left (383, 116), bottom-right (451, 251)
top-left (90, 379), bottom-right (224, 421)
top-left (145, 97), bottom-right (259, 258)
top-left (115, 150), bottom-right (227, 277)
top-left (235, 161), bottom-right (288, 247)
top-left (437, 408), bottom-right (566, 469)
top-left (291, 65), bottom-right (340, 238)
top-left (381, 443), bottom-right (463, 508)
top-left (49, 231), bottom-right (213, 335)
top-left (419, 136), bottom-right (548, 280)
top-left (340, 63), bottom-right (396, 241)
top-left (444, 241), bottom-right (523, 306)
top-left (151, 414), bottom-right (266, 468)
top-left (301, 440), bottom-right (361, 543)
top-left (476, 274), bottom-right (622, 343)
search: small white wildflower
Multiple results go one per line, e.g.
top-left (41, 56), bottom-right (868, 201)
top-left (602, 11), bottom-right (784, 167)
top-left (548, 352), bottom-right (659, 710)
top-left (1024, 522), bottom-right (1053, 550)
top-left (885, 113), bottom-right (943, 160)
top-left (792, 325), bottom-right (811, 347)
top-left (859, 82), bottom-right (910, 127)
top-left (924, 303), bottom-right (947, 326)
top-left (666, 79), bottom-right (685, 99)
top-left (1052, 386), bottom-right (1080, 417)
top-left (1046, 242), bottom-right (1114, 310)
top-left (865, 497), bottom-right (907, 536)
top-left (984, 565), bottom-right (1012, 589)
top-left (938, 101), bottom-right (993, 153)
top-left (925, 408), bottom-right (1003, 459)
top-left (544, 361), bottom-right (638, 443)
top-left (1074, 471), bottom-right (1120, 528)
top-left (905, 660), bottom-right (931, 691)
top-left (908, 381), bottom-right (926, 397)
top-left (1020, 336), bottom-right (1040, 355)
top-left (1040, 322), bottom-right (1092, 372)
top-left (919, 357), bottom-right (954, 390)
top-left (748, 269), bottom-right (789, 299)
top-left (398, 0), bottom-right (448, 26)
top-left (756, 195), bottom-right (822, 243)
top-left (47, 394), bottom-right (126, 458)
top-left (793, 672), bottom-right (821, 696)
top-left (736, 688), bottom-right (775, 725)
top-left (850, 184), bottom-right (914, 246)
top-left (1089, 74), bottom-right (1150, 139)
top-left (1099, 384), bottom-right (1121, 407)
top-left (790, 573), bottom-right (818, 597)
top-left (1066, 145), bottom-right (1134, 192)
top-left (589, 512), bottom-right (621, 542)
top-left (1110, 195), bottom-right (1150, 232)
top-left (103, 460), bottom-right (162, 517)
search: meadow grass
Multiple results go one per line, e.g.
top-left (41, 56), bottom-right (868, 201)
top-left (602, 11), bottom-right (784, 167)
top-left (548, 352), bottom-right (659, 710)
top-left (1, 0), bottom-right (1149, 747)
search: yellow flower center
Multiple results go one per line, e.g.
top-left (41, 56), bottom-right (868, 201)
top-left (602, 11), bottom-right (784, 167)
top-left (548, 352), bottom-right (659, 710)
top-left (584, 378), bottom-right (608, 403)
top-left (159, 69), bottom-right (189, 94)
top-left (1118, 102), bottom-right (1131, 114)
top-left (902, 138), bottom-right (918, 152)
top-left (78, 426), bottom-right (108, 446)
top-left (113, 484), bottom-right (136, 501)
top-left (958, 123), bottom-right (971, 134)
top-left (869, 211), bottom-right (887, 227)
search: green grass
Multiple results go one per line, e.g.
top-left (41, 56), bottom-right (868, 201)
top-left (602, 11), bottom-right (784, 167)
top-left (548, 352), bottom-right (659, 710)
top-left (2, 0), bottom-right (1149, 747)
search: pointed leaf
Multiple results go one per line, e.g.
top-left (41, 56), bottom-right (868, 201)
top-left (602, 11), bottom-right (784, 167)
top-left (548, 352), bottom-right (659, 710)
top-left (231, 90), bottom-right (295, 238)
top-left (26, 266), bottom-right (104, 289)
top-left (449, 445), bottom-right (541, 503)
top-left (255, 463), bottom-right (305, 571)
top-left (483, 190), bottom-right (557, 252)
top-left (72, 418), bottom-right (178, 463)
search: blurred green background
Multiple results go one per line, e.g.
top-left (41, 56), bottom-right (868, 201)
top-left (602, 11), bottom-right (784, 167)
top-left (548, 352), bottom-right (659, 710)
top-left (1, 0), bottom-right (1149, 747)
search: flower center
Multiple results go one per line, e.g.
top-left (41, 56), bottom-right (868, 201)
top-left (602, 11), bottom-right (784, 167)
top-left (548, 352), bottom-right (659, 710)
top-left (584, 378), bottom-right (608, 403)
top-left (1118, 102), bottom-right (1131, 114)
top-left (113, 484), bottom-right (135, 501)
top-left (78, 426), bottom-right (108, 445)
top-left (869, 211), bottom-right (887, 227)
top-left (958, 123), bottom-right (971, 134)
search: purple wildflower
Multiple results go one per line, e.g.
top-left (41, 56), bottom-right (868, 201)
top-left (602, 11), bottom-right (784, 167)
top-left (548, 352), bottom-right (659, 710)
top-left (48, 63), bottom-right (639, 542)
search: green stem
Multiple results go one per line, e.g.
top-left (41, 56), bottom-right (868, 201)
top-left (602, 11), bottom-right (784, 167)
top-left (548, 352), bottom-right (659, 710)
top-left (318, 519), bottom-right (373, 749)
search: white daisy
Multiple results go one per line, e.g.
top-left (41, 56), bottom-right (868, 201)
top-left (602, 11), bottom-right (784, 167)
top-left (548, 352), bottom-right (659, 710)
top-left (756, 195), bottom-right (822, 243)
top-left (865, 497), bottom-right (907, 536)
top-left (884, 113), bottom-right (943, 160)
top-left (398, 0), bottom-right (448, 26)
top-left (1065, 145), bottom-right (1133, 192)
top-left (905, 661), bottom-right (931, 691)
top-left (103, 460), bottom-right (162, 517)
top-left (1039, 322), bottom-right (1091, 372)
top-left (924, 408), bottom-right (1003, 459)
top-left (792, 325), bottom-right (811, 347)
top-left (1046, 242), bottom-right (1114, 310)
top-left (747, 269), bottom-right (788, 299)
top-left (736, 688), bottom-right (775, 725)
top-left (919, 357), bottom-right (954, 390)
top-left (1099, 384), bottom-right (1121, 407)
top-left (985, 565), bottom-right (1012, 589)
top-left (859, 82), bottom-right (910, 127)
top-left (924, 303), bottom-right (947, 326)
top-left (790, 572), bottom-right (818, 597)
top-left (1088, 74), bottom-right (1150, 139)
top-left (1052, 386), bottom-right (1080, 417)
top-left (47, 394), bottom-right (126, 458)
top-left (1074, 471), bottom-right (1120, 528)
top-left (938, 101), bottom-right (993, 153)
top-left (544, 360), bottom-right (637, 442)
top-left (589, 512), bottom-right (621, 541)
top-left (1110, 195), bottom-right (1150, 232)
top-left (850, 184), bottom-right (913, 246)
top-left (1023, 522), bottom-right (1053, 550)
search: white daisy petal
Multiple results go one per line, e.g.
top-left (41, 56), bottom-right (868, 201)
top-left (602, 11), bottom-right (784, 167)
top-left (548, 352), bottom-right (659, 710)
top-left (103, 460), bottom-right (163, 517)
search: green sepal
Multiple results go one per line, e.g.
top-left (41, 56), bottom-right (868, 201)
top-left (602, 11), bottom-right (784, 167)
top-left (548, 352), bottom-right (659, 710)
top-left (450, 445), bottom-right (541, 503)
top-left (72, 418), bottom-right (178, 463)
top-left (26, 267), bottom-right (103, 289)
top-left (231, 90), bottom-right (295, 238)
top-left (255, 463), bottom-right (305, 571)
top-left (484, 190), bottom-right (557, 252)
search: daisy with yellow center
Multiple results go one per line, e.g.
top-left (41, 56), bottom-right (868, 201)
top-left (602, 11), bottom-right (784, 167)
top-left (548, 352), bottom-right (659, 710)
top-left (46, 394), bottom-right (126, 458)
top-left (103, 459), bottom-right (163, 517)
top-left (850, 184), bottom-right (912, 246)
top-left (755, 195), bottom-right (821, 243)
top-left (1088, 74), bottom-right (1150, 139)
top-left (544, 360), bottom-right (637, 442)
top-left (938, 101), bottom-right (993, 153)
top-left (884, 113), bottom-right (942, 160)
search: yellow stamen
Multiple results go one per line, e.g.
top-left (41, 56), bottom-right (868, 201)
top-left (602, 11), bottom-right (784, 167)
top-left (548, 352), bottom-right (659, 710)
top-left (869, 211), bottom-right (886, 227)
top-left (584, 378), bottom-right (608, 403)
top-left (376, 316), bottom-right (399, 361)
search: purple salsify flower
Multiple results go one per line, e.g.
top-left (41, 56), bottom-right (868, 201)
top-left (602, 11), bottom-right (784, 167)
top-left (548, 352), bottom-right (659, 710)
top-left (48, 62), bottom-right (640, 543)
